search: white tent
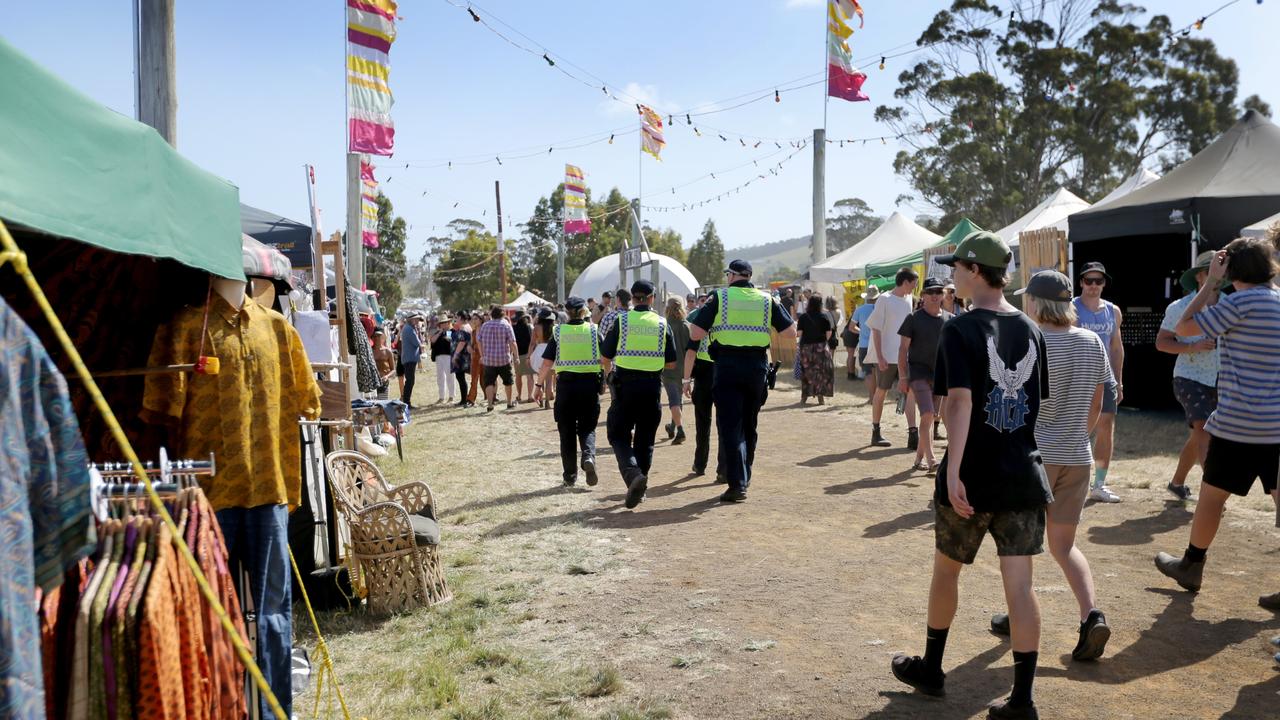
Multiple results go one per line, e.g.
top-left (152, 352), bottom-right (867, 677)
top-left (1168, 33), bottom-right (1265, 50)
top-left (1242, 210), bottom-right (1280, 238)
top-left (570, 252), bottom-right (700, 302)
top-left (502, 289), bottom-right (550, 309)
top-left (808, 212), bottom-right (943, 283)
top-left (1093, 167), bottom-right (1161, 208)
top-left (997, 188), bottom-right (1091, 246)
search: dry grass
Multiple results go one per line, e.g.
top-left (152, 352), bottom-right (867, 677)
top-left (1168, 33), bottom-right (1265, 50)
top-left (293, 399), bottom-right (666, 720)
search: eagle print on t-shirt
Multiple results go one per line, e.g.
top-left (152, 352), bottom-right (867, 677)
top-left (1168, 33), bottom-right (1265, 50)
top-left (984, 336), bottom-right (1038, 432)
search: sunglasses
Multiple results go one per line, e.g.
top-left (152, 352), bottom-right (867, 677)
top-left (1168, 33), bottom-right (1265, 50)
top-left (1081, 277), bottom-right (1106, 286)
top-left (922, 289), bottom-right (944, 295)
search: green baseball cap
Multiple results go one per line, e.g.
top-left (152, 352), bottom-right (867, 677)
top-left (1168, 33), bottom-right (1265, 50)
top-left (935, 231), bottom-right (1013, 269)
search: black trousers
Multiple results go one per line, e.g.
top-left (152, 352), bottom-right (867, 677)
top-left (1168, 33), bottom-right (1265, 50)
top-left (713, 352), bottom-right (769, 493)
top-left (554, 374), bottom-right (601, 480)
top-left (691, 360), bottom-right (723, 475)
top-left (402, 361), bottom-right (418, 406)
top-left (606, 370), bottom-right (662, 480)
top-left (453, 368), bottom-right (468, 402)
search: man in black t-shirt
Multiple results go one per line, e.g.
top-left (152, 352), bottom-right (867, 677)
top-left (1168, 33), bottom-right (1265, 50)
top-left (890, 232), bottom-right (1051, 720)
top-left (897, 276), bottom-right (953, 470)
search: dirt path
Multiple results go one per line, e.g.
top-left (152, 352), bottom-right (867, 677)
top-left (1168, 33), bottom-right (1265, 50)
top-left (466, 374), bottom-right (1279, 719)
top-left (328, 370), bottom-right (1279, 719)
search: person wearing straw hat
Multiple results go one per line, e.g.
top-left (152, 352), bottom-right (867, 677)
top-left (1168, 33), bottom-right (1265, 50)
top-left (1156, 251), bottom-right (1221, 501)
top-left (1073, 261), bottom-right (1124, 503)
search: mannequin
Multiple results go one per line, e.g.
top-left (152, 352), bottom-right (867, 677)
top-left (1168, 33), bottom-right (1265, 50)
top-left (141, 273), bottom-right (321, 717)
top-left (211, 275), bottom-right (246, 310)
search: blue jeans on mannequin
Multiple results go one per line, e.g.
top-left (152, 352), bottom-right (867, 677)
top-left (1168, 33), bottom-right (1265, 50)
top-left (216, 504), bottom-right (292, 718)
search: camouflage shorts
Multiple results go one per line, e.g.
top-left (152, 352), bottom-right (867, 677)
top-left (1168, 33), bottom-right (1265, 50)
top-left (934, 504), bottom-right (1045, 565)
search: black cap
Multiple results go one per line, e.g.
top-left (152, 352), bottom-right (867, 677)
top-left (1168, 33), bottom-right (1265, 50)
top-left (1015, 270), bottom-right (1073, 301)
top-left (565, 296), bottom-right (586, 310)
top-left (1079, 261), bottom-right (1111, 283)
top-left (726, 259), bottom-right (753, 276)
top-left (631, 279), bottom-right (656, 296)
top-left (921, 277), bottom-right (946, 291)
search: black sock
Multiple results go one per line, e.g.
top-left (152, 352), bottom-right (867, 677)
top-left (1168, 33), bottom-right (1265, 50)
top-left (1185, 544), bottom-right (1207, 563)
top-left (923, 626), bottom-right (949, 676)
top-left (1010, 650), bottom-right (1038, 705)
top-left (873, 423), bottom-right (881, 432)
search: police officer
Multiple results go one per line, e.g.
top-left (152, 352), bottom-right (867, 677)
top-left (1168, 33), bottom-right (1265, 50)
top-left (682, 312), bottom-right (723, 480)
top-left (534, 296), bottom-right (602, 487)
top-left (600, 279), bottom-right (678, 509)
top-left (689, 259), bottom-right (796, 502)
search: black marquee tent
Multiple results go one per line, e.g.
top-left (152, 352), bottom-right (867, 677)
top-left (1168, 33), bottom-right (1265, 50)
top-left (1068, 110), bottom-right (1280, 408)
top-left (1070, 110), bottom-right (1280, 246)
top-left (240, 202), bottom-right (314, 269)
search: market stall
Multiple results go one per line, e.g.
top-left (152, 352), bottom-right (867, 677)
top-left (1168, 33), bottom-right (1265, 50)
top-left (0, 38), bottom-right (327, 719)
top-left (1068, 110), bottom-right (1280, 407)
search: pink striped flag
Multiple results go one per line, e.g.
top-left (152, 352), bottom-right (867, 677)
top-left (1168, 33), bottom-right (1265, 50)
top-left (347, 0), bottom-right (398, 155)
top-left (827, 0), bottom-right (869, 103)
top-left (360, 159), bottom-right (379, 248)
top-left (563, 164), bottom-right (592, 235)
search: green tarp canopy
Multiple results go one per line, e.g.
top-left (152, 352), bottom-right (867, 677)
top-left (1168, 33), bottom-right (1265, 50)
top-left (0, 38), bottom-right (244, 280)
top-left (865, 218), bottom-right (983, 280)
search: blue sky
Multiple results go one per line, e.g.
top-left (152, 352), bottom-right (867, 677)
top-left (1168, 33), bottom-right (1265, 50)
top-left (3, 1), bottom-right (1276, 262)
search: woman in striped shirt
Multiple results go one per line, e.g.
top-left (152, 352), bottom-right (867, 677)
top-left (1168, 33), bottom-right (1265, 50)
top-left (988, 270), bottom-right (1114, 661)
top-left (1156, 237), bottom-right (1280, 606)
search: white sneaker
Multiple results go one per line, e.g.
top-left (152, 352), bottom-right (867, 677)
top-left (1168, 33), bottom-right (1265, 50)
top-left (1089, 486), bottom-right (1122, 503)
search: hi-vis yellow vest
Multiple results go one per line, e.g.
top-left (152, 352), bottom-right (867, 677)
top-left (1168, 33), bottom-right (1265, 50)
top-left (696, 335), bottom-right (713, 363)
top-left (710, 286), bottom-right (772, 347)
top-left (614, 310), bottom-right (668, 372)
top-left (553, 322), bottom-right (601, 374)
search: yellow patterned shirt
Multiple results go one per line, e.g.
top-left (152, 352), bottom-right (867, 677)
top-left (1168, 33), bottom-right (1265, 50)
top-left (141, 295), bottom-right (322, 510)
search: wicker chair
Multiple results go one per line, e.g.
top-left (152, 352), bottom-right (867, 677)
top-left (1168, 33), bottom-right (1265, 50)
top-left (323, 450), bottom-right (452, 613)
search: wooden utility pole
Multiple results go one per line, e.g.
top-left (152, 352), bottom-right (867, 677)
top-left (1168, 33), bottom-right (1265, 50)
top-left (495, 180), bottom-right (507, 304)
top-left (345, 154), bottom-right (363, 290)
top-left (812, 128), bottom-right (827, 267)
top-left (135, 0), bottom-right (177, 146)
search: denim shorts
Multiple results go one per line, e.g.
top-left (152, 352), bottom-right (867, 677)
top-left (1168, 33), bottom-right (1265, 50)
top-left (663, 378), bottom-right (684, 408)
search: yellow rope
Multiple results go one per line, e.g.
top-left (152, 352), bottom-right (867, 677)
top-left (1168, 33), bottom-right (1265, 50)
top-left (0, 219), bottom-right (289, 720)
top-left (287, 546), bottom-right (354, 720)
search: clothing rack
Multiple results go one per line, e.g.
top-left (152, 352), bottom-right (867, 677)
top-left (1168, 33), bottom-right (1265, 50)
top-left (92, 453), bottom-right (216, 480)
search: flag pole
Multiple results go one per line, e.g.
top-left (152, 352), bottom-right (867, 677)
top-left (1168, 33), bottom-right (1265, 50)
top-left (822, 1), bottom-right (830, 133)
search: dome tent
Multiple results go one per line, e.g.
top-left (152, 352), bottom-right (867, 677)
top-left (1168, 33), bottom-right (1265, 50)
top-left (808, 212), bottom-right (943, 283)
top-left (1092, 167), bottom-right (1160, 208)
top-left (570, 252), bottom-right (700, 303)
top-left (996, 187), bottom-right (1091, 245)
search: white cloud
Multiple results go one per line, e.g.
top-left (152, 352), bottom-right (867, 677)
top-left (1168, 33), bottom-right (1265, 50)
top-left (600, 82), bottom-right (666, 116)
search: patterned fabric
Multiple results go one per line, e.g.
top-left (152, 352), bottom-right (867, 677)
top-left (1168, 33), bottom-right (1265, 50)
top-left (141, 295), bottom-right (322, 510)
top-left (136, 524), bottom-right (186, 720)
top-left (827, 0), bottom-right (870, 102)
top-left (478, 319), bottom-right (517, 366)
top-left (799, 342), bottom-right (834, 397)
top-left (1161, 293), bottom-right (1220, 387)
top-left (193, 494), bottom-right (249, 719)
top-left (345, 282), bottom-right (380, 393)
top-left (0, 297), bottom-right (95, 720)
top-left (639, 104), bottom-right (665, 160)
